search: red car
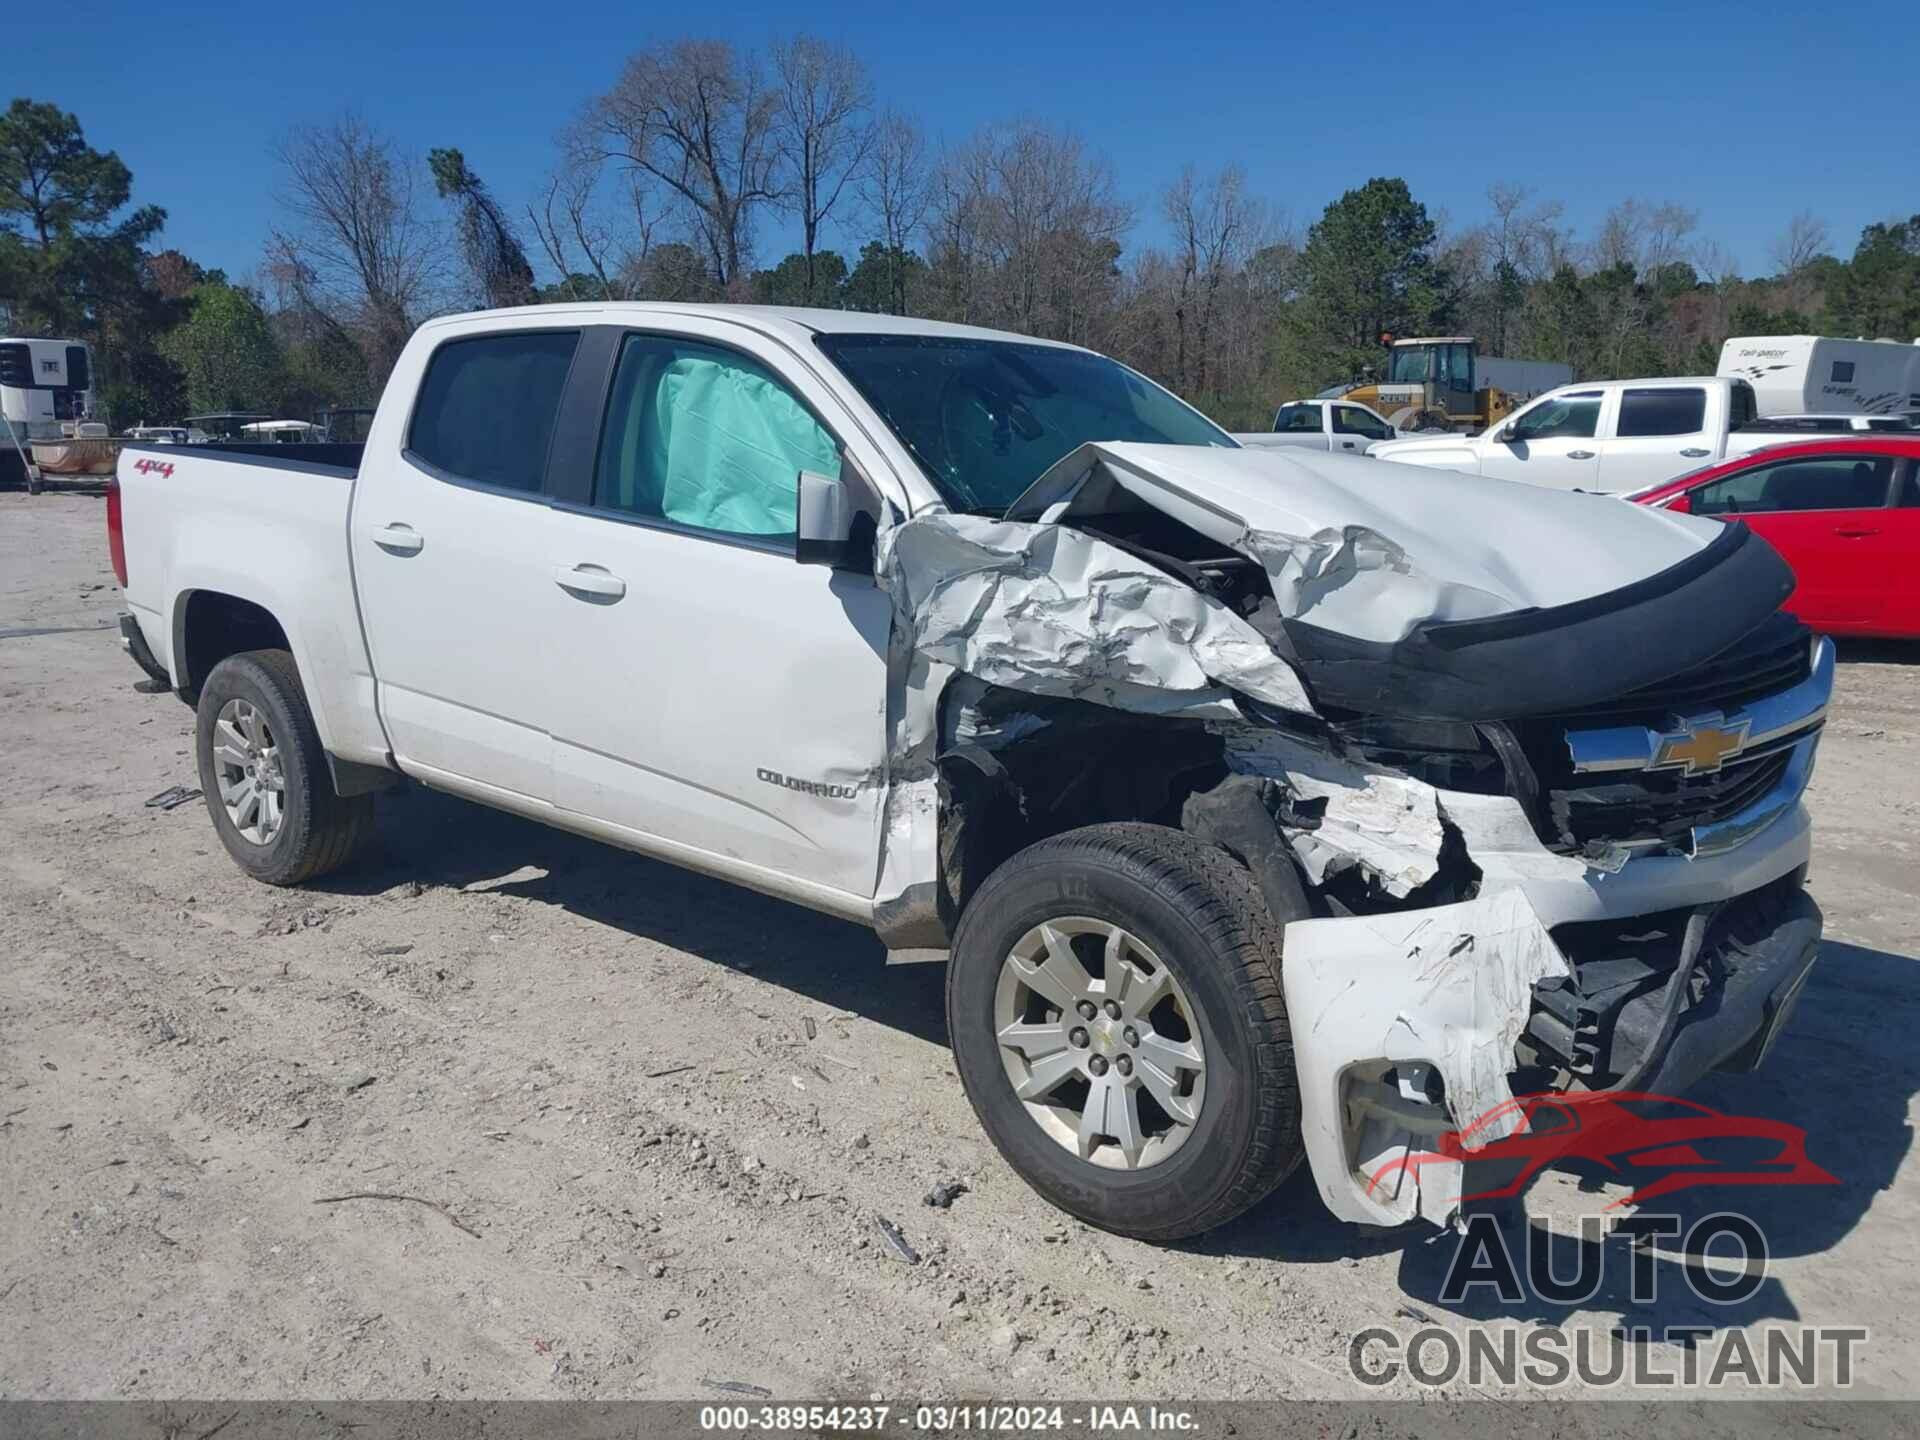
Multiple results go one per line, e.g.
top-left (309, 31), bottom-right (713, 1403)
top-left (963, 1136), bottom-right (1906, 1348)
top-left (1631, 436), bottom-right (1920, 638)
top-left (1366, 1091), bottom-right (1838, 1209)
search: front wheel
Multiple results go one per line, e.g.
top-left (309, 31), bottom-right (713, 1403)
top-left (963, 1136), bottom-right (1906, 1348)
top-left (947, 823), bottom-right (1302, 1241)
top-left (194, 649), bottom-right (373, 885)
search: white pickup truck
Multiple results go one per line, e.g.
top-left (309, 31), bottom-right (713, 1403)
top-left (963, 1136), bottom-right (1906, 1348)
top-left (1232, 398), bottom-right (1400, 453)
top-left (111, 304), bottom-right (1830, 1238)
top-left (1369, 375), bottom-right (1765, 493)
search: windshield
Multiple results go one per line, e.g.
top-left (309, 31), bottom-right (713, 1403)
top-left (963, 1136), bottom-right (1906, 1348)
top-left (1387, 347), bottom-right (1430, 383)
top-left (814, 333), bottom-right (1234, 514)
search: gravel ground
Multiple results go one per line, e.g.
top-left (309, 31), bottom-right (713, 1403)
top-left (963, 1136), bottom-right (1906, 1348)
top-left (3, 487), bottom-right (1918, 1404)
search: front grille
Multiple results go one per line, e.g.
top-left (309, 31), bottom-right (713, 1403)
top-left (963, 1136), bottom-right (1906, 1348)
top-left (1548, 748), bottom-right (1793, 851)
top-left (1510, 613), bottom-right (1815, 852)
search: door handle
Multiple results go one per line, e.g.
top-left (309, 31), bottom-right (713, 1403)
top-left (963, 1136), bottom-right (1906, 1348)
top-left (1835, 527), bottom-right (1880, 538)
top-left (1567, 450), bottom-right (1595, 460)
top-left (554, 564), bottom-right (627, 600)
top-left (1679, 447), bottom-right (1711, 458)
top-left (370, 523), bottom-right (424, 555)
top-left (1341, 440), bottom-right (1356, 449)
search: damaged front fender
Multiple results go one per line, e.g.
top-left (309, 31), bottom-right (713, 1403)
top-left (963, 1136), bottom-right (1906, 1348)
top-left (1282, 887), bottom-right (1571, 1226)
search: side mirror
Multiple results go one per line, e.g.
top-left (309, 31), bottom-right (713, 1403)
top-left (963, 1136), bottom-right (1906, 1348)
top-left (1497, 422), bottom-right (1519, 443)
top-left (795, 470), bottom-right (868, 570)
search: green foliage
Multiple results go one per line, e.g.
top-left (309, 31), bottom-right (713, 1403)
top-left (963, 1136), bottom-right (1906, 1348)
top-left (1829, 216), bottom-right (1920, 341)
top-left (161, 282), bottom-right (285, 415)
top-left (1289, 178), bottom-right (1450, 379)
top-left (752, 249), bottom-right (848, 306)
top-left (844, 241), bottom-right (928, 314)
top-left (0, 98), bottom-right (165, 336)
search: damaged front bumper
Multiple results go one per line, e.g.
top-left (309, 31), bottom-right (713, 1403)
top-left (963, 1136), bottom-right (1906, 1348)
top-left (1282, 852), bottom-right (1823, 1228)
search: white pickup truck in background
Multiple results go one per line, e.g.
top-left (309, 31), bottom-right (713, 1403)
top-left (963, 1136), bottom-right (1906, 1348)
top-left (1233, 398), bottom-right (1401, 453)
top-left (110, 303), bottom-right (1830, 1240)
top-left (1367, 375), bottom-right (1765, 492)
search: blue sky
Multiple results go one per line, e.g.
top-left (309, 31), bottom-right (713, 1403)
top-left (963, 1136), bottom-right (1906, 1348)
top-left (11, 2), bottom-right (1912, 284)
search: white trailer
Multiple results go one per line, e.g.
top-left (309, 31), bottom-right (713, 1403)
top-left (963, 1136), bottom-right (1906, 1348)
top-left (1717, 335), bottom-right (1920, 418)
top-left (1, 337), bottom-right (97, 492)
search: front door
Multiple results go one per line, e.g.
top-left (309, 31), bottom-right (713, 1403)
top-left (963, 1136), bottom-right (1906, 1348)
top-left (352, 328), bottom-right (582, 802)
top-left (1478, 390), bottom-right (1605, 489)
top-left (542, 325), bottom-right (893, 900)
top-left (1687, 451), bottom-right (1900, 629)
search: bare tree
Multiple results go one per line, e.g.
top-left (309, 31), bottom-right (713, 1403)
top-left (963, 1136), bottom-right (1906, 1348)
top-left (856, 110), bottom-right (931, 314)
top-left (527, 145), bottom-right (659, 302)
top-left (1591, 198), bottom-right (1697, 277)
top-left (771, 34), bottom-right (872, 303)
top-left (586, 39), bottom-right (782, 292)
top-left (1770, 210), bottom-right (1829, 279)
top-left (1162, 164), bottom-right (1264, 395)
top-left (1483, 181), bottom-right (1564, 353)
top-left (930, 122), bottom-right (1128, 345)
top-left (272, 116), bottom-right (444, 385)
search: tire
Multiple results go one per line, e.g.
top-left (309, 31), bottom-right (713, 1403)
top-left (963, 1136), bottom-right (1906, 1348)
top-left (194, 649), bottom-right (373, 885)
top-left (947, 823), bottom-right (1302, 1241)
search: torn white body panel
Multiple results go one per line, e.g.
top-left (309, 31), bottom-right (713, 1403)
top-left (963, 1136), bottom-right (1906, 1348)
top-left (878, 510), bottom-right (1314, 716)
top-left (1283, 887), bottom-right (1571, 1226)
top-left (1213, 725), bottom-right (1446, 898)
top-left (1006, 442), bottom-right (1724, 644)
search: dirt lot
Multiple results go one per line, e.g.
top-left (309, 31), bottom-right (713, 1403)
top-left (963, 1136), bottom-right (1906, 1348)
top-left (4, 487), bottom-right (1919, 1404)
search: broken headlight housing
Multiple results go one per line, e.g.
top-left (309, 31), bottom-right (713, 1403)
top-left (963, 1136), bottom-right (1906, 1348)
top-left (1331, 715), bottom-right (1509, 794)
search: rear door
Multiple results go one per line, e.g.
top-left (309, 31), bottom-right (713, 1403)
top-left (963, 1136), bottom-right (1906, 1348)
top-left (1687, 451), bottom-right (1900, 630)
top-left (540, 321), bottom-right (894, 899)
top-left (1596, 386), bottom-right (1715, 492)
top-left (1478, 389), bottom-right (1604, 489)
top-left (351, 327), bottom-right (580, 801)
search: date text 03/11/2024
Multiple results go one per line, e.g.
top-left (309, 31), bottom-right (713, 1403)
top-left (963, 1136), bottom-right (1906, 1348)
top-left (696, 1404), bottom-right (1200, 1432)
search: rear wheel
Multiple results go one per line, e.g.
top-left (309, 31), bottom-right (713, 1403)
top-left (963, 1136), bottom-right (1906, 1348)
top-left (947, 823), bottom-right (1302, 1240)
top-left (194, 649), bottom-right (373, 885)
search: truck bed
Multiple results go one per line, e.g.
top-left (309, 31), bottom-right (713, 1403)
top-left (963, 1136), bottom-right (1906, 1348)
top-left (116, 440), bottom-right (384, 767)
top-left (163, 441), bottom-right (366, 476)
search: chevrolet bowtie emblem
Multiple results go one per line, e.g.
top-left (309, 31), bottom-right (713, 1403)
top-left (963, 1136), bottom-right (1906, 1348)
top-left (1650, 714), bottom-right (1753, 775)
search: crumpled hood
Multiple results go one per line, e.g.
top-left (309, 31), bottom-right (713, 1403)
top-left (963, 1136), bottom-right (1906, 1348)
top-left (1007, 442), bottom-right (1723, 645)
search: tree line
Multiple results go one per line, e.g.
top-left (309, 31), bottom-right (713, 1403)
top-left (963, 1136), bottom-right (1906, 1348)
top-left (3, 47), bottom-right (1918, 432)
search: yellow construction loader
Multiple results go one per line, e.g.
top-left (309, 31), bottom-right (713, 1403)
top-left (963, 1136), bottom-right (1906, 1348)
top-left (1332, 336), bottom-right (1572, 434)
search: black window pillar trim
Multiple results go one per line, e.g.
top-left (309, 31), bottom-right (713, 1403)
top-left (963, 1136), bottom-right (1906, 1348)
top-left (542, 325), bottom-right (624, 507)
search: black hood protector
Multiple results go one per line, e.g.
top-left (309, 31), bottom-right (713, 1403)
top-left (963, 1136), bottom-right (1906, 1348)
top-left (1282, 523), bottom-right (1798, 720)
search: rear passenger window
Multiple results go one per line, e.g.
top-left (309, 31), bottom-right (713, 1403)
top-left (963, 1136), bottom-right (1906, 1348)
top-left (593, 333), bottom-right (840, 543)
top-left (1617, 388), bottom-right (1707, 437)
top-left (408, 331), bottom-right (580, 493)
top-left (1273, 405), bottom-right (1320, 432)
top-left (1693, 455), bottom-right (1894, 515)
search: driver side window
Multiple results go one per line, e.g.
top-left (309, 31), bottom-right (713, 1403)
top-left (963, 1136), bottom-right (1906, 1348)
top-left (1694, 455), bottom-right (1893, 515)
top-left (593, 334), bottom-right (841, 543)
top-left (1510, 393), bottom-right (1602, 442)
top-left (1333, 406), bottom-right (1391, 439)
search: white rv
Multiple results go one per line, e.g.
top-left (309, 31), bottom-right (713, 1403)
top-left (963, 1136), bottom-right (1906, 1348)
top-left (1, 337), bottom-right (99, 490)
top-left (1717, 335), bottom-right (1920, 418)
top-left (1, 338), bottom-right (95, 441)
